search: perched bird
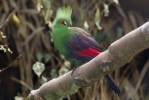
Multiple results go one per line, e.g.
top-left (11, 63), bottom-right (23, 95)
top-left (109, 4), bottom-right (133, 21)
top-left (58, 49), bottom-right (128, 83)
top-left (51, 6), bottom-right (121, 96)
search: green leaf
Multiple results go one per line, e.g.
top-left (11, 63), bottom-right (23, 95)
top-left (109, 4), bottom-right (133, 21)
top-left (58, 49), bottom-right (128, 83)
top-left (117, 27), bottom-right (123, 38)
top-left (50, 69), bottom-right (57, 78)
top-left (44, 53), bottom-right (51, 63)
top-left (36, 52), bottom-right (43, 61)
top-left (94, 8), bottom-right (100, 22)
top-left (84, 21), bottom-right (89, 30)
top-left (113, 0), bottom-right (119, 5)
top-left (94, 8), bottom-right (102, 30)
top-left (32, 62), bottom-right (45, 78)
top-left (103, 4), bottom-right (109, 17)
top-left (42, 0), bottom-right (51, 9)
top-left (41, 75), bottom-right (48, 84)
top-left (14, 96), bottom-right (24, 100)
top-left (94, 31), bottom-right (105, 43)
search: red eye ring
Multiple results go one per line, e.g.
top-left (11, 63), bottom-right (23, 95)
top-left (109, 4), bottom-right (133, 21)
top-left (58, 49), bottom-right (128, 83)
top-left (60, 20), bottom-right (65, 24)
top-left (60, 20), bottom-right (67, 25)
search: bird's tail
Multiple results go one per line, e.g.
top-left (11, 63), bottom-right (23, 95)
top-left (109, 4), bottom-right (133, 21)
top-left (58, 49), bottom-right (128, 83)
top-left (104, 74), bottom-right (121, 96)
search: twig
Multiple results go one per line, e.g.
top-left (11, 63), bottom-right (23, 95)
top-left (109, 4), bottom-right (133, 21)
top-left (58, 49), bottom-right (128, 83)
top-left (135, 59), bottom-right (149, 91)
top-left (22, 27), bottom-right (45, 46)
top-left (0, 13), bottom-right (13, 29)
top-left (11, 77), bottom-right (32, 90)
top-left (0, 54), bottom-right (22, 73)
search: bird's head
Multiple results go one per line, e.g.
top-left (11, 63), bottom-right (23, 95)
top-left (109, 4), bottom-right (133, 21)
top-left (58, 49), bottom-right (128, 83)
top-left (52, 6), bottom-right (72, 29)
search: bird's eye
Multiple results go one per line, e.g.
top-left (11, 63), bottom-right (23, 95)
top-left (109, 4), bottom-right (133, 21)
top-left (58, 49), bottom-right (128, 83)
top-left (60, 20), bottom-right (67, 25)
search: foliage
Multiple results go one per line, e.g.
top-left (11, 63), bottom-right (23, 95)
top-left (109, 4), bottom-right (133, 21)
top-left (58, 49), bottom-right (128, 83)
top-left (0, 0), bottom-right (149, 100)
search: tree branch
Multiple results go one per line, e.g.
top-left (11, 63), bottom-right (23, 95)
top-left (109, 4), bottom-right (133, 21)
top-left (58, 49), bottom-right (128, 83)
top-left (27, 22), bottom-right (149, 100)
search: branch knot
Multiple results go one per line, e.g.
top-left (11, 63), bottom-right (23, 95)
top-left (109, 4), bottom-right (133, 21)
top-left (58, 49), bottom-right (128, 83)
top-left (100, 60), bottom-right (111, 72)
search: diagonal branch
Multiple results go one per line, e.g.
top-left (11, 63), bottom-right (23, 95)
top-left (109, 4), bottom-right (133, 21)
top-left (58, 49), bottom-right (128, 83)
top-left (27, 22), bottom-right (149, 100)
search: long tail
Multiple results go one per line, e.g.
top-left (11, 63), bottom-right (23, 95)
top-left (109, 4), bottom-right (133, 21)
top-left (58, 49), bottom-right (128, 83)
top-left (104, 74), bottom-right (121, 96)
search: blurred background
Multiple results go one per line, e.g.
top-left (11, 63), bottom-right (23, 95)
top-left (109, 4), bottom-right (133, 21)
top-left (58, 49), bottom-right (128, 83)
top-left (0, 0), bottom-right (149, 100)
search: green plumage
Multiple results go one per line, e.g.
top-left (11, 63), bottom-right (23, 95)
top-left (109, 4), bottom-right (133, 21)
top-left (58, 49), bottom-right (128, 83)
top-left (55, 6), bottom-right (72, 21)
top-left (51, 6), bottom-right (121, 96)
top-left (51, 6), bottom-right (73, 57)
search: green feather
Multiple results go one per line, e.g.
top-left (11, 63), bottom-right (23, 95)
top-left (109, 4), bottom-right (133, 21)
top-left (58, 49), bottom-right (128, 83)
top-left (56, 6), bottom-right (72, 20)
top-left (52, 6), bottom-right (72, 29)
top-left (51, 6), bottom-right (73, 57)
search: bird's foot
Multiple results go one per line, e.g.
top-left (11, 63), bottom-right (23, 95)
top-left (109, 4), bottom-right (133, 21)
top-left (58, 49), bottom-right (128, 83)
top-left (71, 66), bottom-right (79, 75)
top-left (71, 60), bottom-right (83, 75)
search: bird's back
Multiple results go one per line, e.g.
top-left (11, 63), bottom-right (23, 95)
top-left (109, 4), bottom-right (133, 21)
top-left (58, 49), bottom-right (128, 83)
top-left (65, 27), bottom-right (102, 62)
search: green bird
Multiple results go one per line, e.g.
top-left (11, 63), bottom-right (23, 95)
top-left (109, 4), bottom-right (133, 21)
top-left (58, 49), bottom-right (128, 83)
top-left (51, 6), bottom-right (121, 96)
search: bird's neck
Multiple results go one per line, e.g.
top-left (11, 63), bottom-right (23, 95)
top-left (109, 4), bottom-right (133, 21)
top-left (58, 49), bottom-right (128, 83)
top-left (52, 25), bottom-right (69, 54)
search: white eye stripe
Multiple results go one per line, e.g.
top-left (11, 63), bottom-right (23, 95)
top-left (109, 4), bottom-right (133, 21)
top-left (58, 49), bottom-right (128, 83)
top-left (64, 21), bottom-right (67, 25)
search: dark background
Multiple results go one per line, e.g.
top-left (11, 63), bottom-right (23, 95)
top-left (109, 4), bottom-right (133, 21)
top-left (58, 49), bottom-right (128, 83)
top-left (0, 0), bottom-right (149, 100)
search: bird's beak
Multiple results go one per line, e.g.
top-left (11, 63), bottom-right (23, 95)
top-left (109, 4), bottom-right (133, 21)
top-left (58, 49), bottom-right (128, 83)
top-left (69, 24), bottom-right (73, 27)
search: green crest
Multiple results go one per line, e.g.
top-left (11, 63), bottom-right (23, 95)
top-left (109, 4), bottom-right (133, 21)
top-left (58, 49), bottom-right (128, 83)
top-left (56, 6), bottom-right (72, 20)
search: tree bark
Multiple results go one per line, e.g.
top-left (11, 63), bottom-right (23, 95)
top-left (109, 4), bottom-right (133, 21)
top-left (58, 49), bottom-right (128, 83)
top-left (27, 22), bottom-right (149, 100)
